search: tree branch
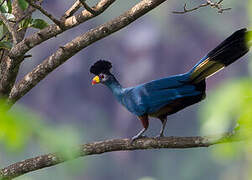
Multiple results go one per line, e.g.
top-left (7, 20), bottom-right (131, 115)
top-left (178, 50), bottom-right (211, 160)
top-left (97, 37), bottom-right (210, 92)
top-left (173, 0), bottom-right (231, 14)
top-left (0, 0), bottom-right (115, 100)
top-left (0, 0), bottom-right (32, 97)
top-left (25, 0), bottom-right (63, 28)
top-left (79, 0), bottom-right (98, 15)
top-left (14, 6), bottom-right (35, 25)
top-left (9, 0), bottom-right (167, 103)
top-left (0, 12), bottom-right (18, 45)
top-left (0, 133), bottom-right (243, 180)
top-left (0, 0), bottom-right (43, 97)
top-left (9, 0), bottom-right (117, 60)
top-left (62, 1), bottom-right (81, 19)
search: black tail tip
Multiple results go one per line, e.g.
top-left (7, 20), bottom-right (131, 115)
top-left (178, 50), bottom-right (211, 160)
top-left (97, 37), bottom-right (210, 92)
top-left (207, 28), bottom-right (250, 66)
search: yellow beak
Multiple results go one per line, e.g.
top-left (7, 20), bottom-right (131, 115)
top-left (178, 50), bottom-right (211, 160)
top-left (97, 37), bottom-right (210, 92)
top-left (92, 76), bottom-right (100, 85)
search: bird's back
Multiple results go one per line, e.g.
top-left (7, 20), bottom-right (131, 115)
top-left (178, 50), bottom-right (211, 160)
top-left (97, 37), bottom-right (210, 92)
top-left (121, 73), bottom-right (206, 117)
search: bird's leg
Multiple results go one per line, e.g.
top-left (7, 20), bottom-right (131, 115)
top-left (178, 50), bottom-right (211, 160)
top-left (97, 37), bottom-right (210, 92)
top-left (157, 117), bottom-right (167, 138)
top-left (131, 114), bottom-right (149, 143)
top-left (132, 128), bottom-right (147, 141)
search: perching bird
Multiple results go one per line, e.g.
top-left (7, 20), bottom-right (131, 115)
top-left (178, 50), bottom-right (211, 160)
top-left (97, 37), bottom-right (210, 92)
top-left (90, 28), bottom-right (250, 141)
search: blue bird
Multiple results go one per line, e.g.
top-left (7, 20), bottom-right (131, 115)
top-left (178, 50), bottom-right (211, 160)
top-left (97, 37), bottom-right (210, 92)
top-left (90, 29), bottom-right (250, 141)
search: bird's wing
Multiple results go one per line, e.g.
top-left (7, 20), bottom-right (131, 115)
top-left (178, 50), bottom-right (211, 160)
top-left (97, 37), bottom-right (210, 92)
top-left (142, 83), bottom-right (202, 114)
top-left (121, 74), bottom-right (202, 115)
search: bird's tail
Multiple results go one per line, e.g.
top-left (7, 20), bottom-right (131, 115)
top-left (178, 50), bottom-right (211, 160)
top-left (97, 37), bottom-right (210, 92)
top-left (189, 28), bottom-right (250, 83)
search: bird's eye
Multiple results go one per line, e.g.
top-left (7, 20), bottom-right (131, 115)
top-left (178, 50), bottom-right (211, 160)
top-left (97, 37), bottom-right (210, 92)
top-left (100, 74), bottom-right (105, 79)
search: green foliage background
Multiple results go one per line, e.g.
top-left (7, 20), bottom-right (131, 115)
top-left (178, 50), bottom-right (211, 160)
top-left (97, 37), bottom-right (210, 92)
top-left (197, 2), bottom-right (252, 179)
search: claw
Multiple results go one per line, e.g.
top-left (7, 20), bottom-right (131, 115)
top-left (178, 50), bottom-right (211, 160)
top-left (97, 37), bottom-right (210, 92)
top-left (155, 133), bottom-right (164, 139)
top-left (130, 135), bottom-right (147, 144)
top-left (130, 127), bottom-right (147, 144)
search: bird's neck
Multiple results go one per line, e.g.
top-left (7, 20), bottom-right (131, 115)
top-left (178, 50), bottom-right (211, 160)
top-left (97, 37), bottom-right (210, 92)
top-left (104, 75), bottom-right (124, 98)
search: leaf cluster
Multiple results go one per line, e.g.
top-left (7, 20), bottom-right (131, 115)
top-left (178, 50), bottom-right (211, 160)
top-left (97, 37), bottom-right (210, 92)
top-left (0, 0), bottom-right (48, 50)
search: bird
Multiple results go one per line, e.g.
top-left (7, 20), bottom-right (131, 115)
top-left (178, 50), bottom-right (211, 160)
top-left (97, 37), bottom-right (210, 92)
top-left (90, 28), bottom-right (250, 142)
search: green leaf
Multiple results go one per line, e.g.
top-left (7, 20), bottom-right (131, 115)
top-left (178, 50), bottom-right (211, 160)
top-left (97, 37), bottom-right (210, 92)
top-left (0, 102), bottom-right (38, 151)
top-left (31, 19), bottom-right (49, 29)
top-left (0, 0), bottom-right (9, 13)
top-left (199, 79), bottom-right (252, 135)
top-left (18, 0), bottom-right (29, 11)
top-left (0, 41), bottom-right (12, 49)
top-left (19, 18), bottom-right (49, 30)
top-left (19, 17), bottom-right (33, 29)
top-left (7, 0), bottom-right (12, 13)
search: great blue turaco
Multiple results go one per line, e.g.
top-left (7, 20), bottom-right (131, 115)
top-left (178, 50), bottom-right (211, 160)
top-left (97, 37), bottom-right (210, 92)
top-left (90, 28), bottom-right (251, 141)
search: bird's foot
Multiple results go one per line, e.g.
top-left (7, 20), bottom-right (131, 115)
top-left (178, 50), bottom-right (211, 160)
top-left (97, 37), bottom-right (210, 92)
top-left (130, 135), bottom-right (147, 144)
top-left (155, 133), bottom-right (164, 139)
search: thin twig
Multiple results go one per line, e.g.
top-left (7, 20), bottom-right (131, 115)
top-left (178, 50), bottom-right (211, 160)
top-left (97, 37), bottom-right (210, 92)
top-left (0, 31), bottom-right (7, 42)
top-left (79, 0), bottom-right (98, 15)
top-left (25, 0), bottom-right (64, 28)
top-left (15, 7), bottom-right (36, 25)
top-left (173, 0), bottom-right (231, 14)
top-left (0, 49), bottom-right (4, 63)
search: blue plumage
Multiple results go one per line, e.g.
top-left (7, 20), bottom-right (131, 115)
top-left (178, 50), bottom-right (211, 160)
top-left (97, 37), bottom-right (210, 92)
top-left (120, 73), bottom-right (202, 116)
top-left (90, 29), bottom-right (250, 141)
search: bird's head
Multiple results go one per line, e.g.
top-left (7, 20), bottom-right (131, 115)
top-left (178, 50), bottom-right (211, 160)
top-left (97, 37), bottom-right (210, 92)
top-left (90, 60), bottom-right (113, 85)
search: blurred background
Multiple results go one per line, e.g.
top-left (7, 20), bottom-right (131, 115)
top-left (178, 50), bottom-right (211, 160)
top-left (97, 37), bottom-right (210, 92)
top-left (1, 0), bottom-right (252, 179)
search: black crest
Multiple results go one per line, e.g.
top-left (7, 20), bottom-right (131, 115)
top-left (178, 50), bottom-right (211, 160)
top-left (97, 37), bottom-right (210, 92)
top-left (90, 60), bottom-right (112, 75)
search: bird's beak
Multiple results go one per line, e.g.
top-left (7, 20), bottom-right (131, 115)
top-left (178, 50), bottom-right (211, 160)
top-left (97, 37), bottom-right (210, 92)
top-left (92, 76), bottom-right (100, 85)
